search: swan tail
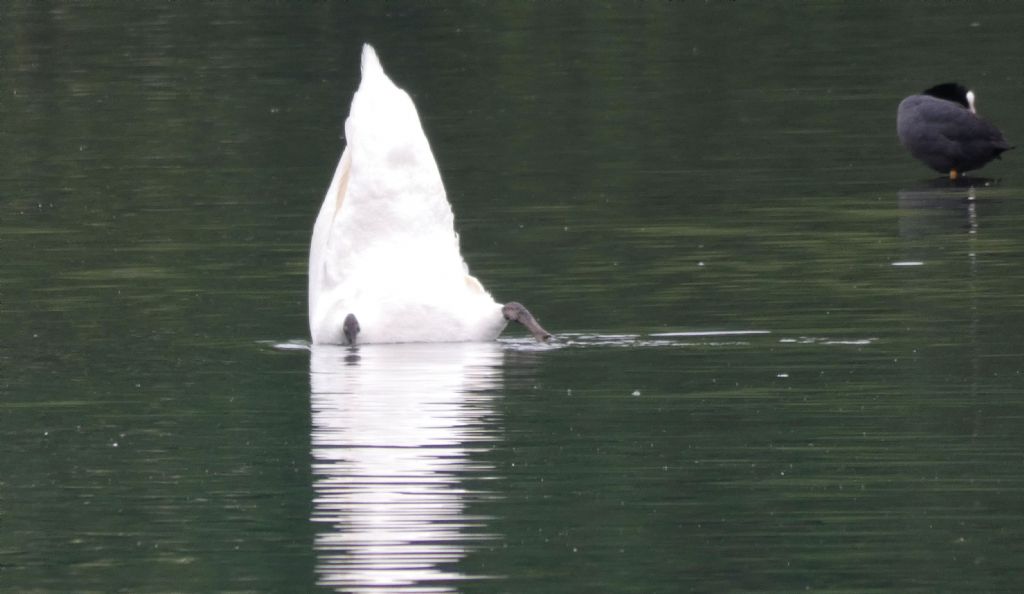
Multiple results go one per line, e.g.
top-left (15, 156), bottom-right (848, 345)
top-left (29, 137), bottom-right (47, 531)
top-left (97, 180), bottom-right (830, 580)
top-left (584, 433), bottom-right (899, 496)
top-left (361, 44), bottom-right (385, 82)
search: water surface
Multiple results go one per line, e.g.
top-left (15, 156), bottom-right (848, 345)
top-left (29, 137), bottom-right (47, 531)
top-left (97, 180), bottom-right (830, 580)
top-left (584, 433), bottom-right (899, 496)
top-left (3, 3), bottom-right (1024, 592)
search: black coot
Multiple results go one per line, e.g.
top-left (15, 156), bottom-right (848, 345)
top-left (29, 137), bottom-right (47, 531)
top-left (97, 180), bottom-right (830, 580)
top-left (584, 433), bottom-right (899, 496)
top-left (897, 83), bottom-right (1012, 179)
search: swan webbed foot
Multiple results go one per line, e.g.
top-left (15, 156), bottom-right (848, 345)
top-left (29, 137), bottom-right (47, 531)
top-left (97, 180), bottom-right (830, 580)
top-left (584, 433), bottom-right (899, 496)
top-left (343, 313), bottom-right (361, 345)
top-left (502, 302), bottom-right (552, 342)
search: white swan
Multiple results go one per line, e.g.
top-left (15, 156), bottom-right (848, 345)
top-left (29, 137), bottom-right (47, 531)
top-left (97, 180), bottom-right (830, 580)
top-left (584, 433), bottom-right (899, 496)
top-left (308, 44), bottom-right (550, 345)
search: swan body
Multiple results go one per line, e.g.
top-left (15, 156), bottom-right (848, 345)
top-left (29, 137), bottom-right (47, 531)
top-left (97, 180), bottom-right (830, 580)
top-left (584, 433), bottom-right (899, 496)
top-left (897, 83), bottom-right (1012, 179)
top-left (309, 45), bottom-right (547, 345)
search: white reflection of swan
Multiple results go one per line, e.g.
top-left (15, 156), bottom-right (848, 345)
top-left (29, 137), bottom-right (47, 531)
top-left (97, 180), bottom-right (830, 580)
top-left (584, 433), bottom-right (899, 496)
top-left (310, 342), bottom-right (504, 593)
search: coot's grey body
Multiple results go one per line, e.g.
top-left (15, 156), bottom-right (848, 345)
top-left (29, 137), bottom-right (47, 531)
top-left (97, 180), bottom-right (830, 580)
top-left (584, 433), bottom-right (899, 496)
top-left (897, 83), bottom-right (1012, 179)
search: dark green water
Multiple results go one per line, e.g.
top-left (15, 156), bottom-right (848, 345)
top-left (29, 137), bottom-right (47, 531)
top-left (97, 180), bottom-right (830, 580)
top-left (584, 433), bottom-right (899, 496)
top-left (4, 3), bottom-right (1024, 592)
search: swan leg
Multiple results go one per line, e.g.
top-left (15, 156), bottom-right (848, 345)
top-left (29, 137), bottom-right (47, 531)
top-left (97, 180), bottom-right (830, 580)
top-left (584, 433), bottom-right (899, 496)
top-left (343, 313), bottom-right (361, 345)
top-left (502, 302), bottom-right (552, 342)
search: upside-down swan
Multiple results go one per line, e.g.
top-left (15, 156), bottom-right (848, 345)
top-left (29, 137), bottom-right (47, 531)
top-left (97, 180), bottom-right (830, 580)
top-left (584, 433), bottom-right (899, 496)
top-left (308, 44), bottom-right (550, 345)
